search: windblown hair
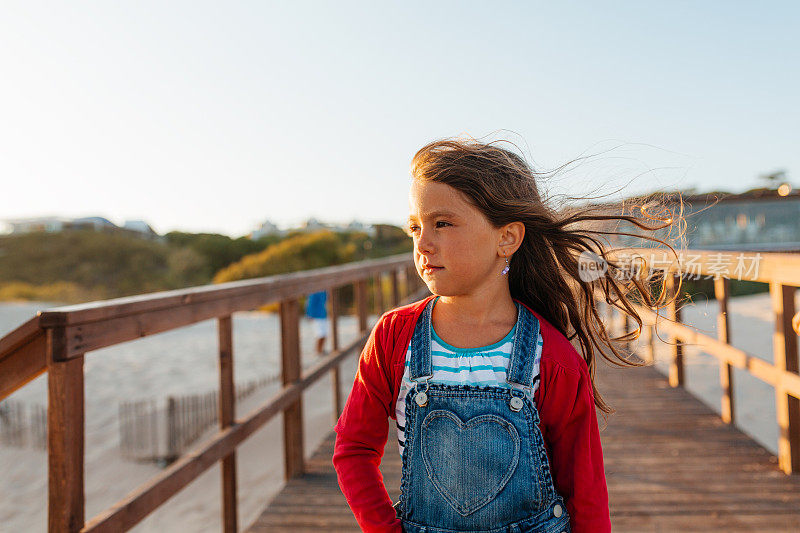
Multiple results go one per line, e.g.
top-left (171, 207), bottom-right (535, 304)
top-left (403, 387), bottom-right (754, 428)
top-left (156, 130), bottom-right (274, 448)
top-left (410, 137), bottom-right (682, 418)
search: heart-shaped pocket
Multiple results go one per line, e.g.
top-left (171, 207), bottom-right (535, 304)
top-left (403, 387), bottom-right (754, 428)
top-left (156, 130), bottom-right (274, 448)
top-left (420, 410), bottom-right (520, 516)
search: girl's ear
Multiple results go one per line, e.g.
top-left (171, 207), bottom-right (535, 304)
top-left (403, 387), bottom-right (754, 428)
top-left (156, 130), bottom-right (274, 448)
top-left (498, 221), bottom-right (525, 255)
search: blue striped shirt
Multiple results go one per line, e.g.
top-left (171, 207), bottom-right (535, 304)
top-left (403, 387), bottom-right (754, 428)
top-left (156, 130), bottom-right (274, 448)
top-left (394, 310), bottom-right (543, 457)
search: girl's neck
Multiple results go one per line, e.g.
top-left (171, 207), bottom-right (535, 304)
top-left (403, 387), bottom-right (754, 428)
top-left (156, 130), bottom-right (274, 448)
top-left (434, 291), bottom-right (517, 328)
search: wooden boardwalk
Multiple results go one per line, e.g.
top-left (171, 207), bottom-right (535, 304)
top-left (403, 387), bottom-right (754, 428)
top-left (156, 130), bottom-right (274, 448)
top-left (248, 359), bottom-right (800, 532)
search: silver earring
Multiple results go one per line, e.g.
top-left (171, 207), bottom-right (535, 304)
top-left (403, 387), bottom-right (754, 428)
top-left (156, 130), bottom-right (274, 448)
top-left (501, 255), bottom-right (510, 275)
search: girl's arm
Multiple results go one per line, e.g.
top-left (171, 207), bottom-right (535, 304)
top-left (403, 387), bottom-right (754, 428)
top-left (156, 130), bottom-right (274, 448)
top-left (537, 346), bottom-right (612, 533)
top-left (332, 314), bottom-right (403, 533)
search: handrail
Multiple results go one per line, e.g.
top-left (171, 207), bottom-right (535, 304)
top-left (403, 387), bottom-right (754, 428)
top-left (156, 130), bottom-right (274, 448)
top-left (0, 315), bottom-right (46, 399)
top-left (0, 252), bottom-right (427, 532)
top-left (602, 246), bottom-right (800, 475)
top-left (0, 253), bottom-right (410, 400)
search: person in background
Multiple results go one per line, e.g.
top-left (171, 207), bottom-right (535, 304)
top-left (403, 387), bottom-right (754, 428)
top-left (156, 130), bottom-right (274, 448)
top-left (305, 290), bottom-right (329, 356)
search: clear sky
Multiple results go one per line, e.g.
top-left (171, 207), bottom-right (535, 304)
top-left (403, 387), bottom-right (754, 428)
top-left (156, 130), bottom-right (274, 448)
top-left (1, 2), bottom-right (797, 238)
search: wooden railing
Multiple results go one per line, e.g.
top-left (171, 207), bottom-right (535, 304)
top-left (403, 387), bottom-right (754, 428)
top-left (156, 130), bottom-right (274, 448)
top-left (0, 253), bottom-right (428, 532)
top-left (603, 248), bottom-right (800, 475)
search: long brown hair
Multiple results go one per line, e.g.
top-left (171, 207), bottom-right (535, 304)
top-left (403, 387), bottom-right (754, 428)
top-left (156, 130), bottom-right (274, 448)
top-left (410, 136), bottom-right (681, 419)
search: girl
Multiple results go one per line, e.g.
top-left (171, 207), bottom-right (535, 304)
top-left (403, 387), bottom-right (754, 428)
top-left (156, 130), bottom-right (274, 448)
top-left (333, 137), bottom-right (675, 532)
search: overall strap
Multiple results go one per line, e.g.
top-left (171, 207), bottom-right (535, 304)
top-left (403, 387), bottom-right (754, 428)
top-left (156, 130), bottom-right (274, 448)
top-left (409, 295), bottom-right (436, 380)
top-left (506, 301), bottom-right (541, 390)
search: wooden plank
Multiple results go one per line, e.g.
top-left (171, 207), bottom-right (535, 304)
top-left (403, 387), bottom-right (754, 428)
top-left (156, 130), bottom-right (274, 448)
top-left (355, 279), bottom-right (367, 333)
top-left (37, 254), bottom-right (412, 327)
top-left (0, 315), bottom-right (41, 354)
top-left (280, 298), bottom-right (304, 480)
top-left (402, 266), bottom-right (411, 299)
top-left (374, 273), bottom-right (384, 315)
top-left (31, 258), bottom-right (414, 359)
top-left (47, 326), bottom-right (85, 533)
top-left (390, 270), bottom-right (399, 308)
top-left (218, 315), bottom-right (238, 533)
top-left (624, 313), bottom-right (634, 355)
top-left (646, 324), bottom-right (655, 364)
top-left (0, 331), bottom-right (46, 401)
top-left (329, 288), bottom-right (341, 423)
top-left (715, 277), bottom-right (735, 424)
top-left (771, 282), bottom-right (800, 474)
top-left (405, 265), bottom-right (416, 296)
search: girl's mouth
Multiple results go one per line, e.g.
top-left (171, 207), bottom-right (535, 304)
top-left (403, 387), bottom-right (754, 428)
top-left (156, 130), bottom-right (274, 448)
top-left (423, 266), bottom-right (443, 275)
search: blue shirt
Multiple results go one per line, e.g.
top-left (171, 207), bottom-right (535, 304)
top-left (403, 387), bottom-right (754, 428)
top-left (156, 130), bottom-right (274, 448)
top-left (305, 291), bottom-right (327, 319)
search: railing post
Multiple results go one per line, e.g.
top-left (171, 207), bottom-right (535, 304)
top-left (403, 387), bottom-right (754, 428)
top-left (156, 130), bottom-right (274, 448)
top-left (406, 264), bottom-right (417, 295)
top-left (390, 269), bottom-right (400, 308)
top-left (330, 287), bottom-right (342, 422)
top-left (47, 326), bottom-right (85, 533)
top-left (715, 277), bottom-right (735, 425)
top-left (646, 324), bottom-right (655, 364)
top-left (217, 315), bottom-right (237, 532)
top-left (624, 314), bottom-right (633, 357)
top-left (374, 273), bottom-right (384, 314)
top-left (355, 279), bottom-right (368, 333)
top-left (166, 396), bottom-right (177, 462)
top-left (605, 302), bottom-right (614, 338)
top-left (279, 298), bottom-right (304, 479)
top-left (770, 282), bottom-right (800, 474)
top-left (666, 273), bottom-right (684, 388)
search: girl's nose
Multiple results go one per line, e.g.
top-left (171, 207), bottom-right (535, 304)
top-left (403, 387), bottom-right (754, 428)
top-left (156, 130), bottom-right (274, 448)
top-left (415, 227), bottom-right (434, 254)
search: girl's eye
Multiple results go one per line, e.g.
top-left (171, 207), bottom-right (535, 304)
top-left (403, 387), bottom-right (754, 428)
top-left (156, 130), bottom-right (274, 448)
top-left (407, 221), bottom-right (449, 235)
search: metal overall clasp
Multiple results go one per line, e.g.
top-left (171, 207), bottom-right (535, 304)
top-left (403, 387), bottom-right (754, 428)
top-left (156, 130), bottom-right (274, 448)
top-left (413, 375), bottom-right (431, 407)
top-left (508, 382), bottom-right (532, 412)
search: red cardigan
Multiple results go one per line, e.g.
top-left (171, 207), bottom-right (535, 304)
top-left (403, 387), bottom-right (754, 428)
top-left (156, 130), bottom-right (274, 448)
top-left (332, 295), bottom-right (611, 533)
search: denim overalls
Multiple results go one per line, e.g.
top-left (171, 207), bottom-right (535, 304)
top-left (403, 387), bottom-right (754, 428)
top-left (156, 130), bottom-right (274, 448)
top-left (394, 297), bottom-right (571, 533)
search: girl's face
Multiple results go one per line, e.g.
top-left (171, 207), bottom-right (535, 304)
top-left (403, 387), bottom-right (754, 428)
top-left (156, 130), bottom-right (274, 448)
top-left (407, 179), bottom-right (504, 298)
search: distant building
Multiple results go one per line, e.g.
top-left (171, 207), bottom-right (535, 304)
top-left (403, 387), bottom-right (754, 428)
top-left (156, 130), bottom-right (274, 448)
top-left (71, 216), bottom-right (119, 232)
top-left (590, 188), bottom-right (800, 251)
top-left (121, 220), bottom-right (160, 240)
top-left (250, 219), bottom-right (284, 240)
top-left (302, 217), bottom-right (328, 231)
top-left (263, 217), bottom-right (377, 238)
top-left (345, 219), bottom-right (376, 236)
top-left (1, 215), bottom-right (160, 241)
top-left (2, 216), bottom-right (70, 234)
top-left (681, 190), bottom-right (800, 251)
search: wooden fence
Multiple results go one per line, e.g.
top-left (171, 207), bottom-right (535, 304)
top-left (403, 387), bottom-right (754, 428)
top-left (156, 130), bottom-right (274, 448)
top-left (120, 374), bottom-right (276, 464)
top-left (0, 252), bottom-right (427, 532)
top-left (0, 399), bottom-right (46, 449)
top-left (603, 247), bottom-right (800, 475)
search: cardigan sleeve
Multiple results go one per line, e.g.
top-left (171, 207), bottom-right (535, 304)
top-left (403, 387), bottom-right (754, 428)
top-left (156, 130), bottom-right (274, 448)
top-left (332, 314), bottom-right (404, 533)
top-left (536, 354), bottom-right (611, 533)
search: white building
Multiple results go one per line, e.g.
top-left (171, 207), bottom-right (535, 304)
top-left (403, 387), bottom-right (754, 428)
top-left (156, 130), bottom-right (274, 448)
top-left (2, 216), bottom-right (72, 234)
top-left (1, 215), bottom-right (159, 240)
top-left (251, 219), bottom-right (284, 240)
